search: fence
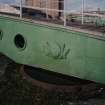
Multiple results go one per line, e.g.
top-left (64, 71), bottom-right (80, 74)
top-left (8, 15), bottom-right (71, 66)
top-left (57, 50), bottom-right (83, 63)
top-left (0, 0), bottom-right (105, 27)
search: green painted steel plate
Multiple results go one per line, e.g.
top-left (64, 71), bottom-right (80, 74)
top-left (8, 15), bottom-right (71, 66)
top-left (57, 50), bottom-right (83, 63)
top-left (0, 15), bottom-right (105, 84)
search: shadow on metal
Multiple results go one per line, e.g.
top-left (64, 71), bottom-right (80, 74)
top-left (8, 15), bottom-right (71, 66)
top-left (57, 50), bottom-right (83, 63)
top-left (20, 65), bottom-right (101, 98)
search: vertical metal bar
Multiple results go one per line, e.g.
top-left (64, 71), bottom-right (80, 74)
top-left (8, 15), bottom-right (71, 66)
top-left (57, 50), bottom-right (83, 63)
top-left (46, 0), bottom-right (48, 19)
top-left (40, 0), bottom-right (41, 8)
top-left (20, 0), bottom-right (22, 19)
top-left (64, 0), bottom-right (66, 26)
top-left (82, 0), bottom-right (84, 24)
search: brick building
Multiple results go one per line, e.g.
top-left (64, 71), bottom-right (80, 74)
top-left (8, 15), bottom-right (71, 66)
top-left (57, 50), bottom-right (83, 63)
top-left (25, 0), bottom-right (64, 18)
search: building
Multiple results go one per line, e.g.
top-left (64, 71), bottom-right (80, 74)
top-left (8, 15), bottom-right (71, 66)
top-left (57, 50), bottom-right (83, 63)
top-left (0, 4), bottom-right (20, 14)
top-left (25, 0), bottom-right (64, 18)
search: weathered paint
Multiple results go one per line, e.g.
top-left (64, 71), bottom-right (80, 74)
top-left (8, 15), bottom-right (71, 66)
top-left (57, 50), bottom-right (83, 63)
top-left (0, 15), bottom-right (105, 84)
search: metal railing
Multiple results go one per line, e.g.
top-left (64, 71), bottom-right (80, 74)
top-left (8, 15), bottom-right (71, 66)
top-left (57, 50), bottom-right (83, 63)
top-left (0, 0), bottom-right (105, 28)
top-left (18, 0), bottom-right (85, 26)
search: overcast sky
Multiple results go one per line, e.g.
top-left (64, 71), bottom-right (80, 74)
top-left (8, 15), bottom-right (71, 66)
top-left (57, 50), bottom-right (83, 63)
top-left (0, 0), bottom-right (14, 4)
top-left (0, 0), bottom-right (105, 11)
top-left (65, 0), bottom-right (105, 11)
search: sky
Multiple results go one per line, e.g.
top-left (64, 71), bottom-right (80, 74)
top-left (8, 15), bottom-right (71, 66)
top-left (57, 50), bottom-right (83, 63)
top-left (65, 0), bottom-right (105, 11)
top-left (0, 0), bottom-right (14, 4)
top-left (0, 0), bottom-right (105, 11)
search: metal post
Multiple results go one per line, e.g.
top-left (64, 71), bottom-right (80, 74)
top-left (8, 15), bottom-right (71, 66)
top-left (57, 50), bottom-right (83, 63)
top-left (20, 0), bottom-right (22, 19)
top-left (82, 0), bottom-right (84, 24)
top-left (46, 0), bottom-right (48, 19)
top-left (64, 0), bottom-right (66, 26)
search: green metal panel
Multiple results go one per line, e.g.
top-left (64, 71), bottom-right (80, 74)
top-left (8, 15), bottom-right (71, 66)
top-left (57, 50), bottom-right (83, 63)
top-left (96, 19), bottom-right (105, 26)
top-left (0, 16), bottom-right (105, 84)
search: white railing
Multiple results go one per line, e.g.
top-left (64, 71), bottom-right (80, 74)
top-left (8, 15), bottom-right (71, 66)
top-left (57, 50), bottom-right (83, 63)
top-left (0, 0), bottom-right (105, 27)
